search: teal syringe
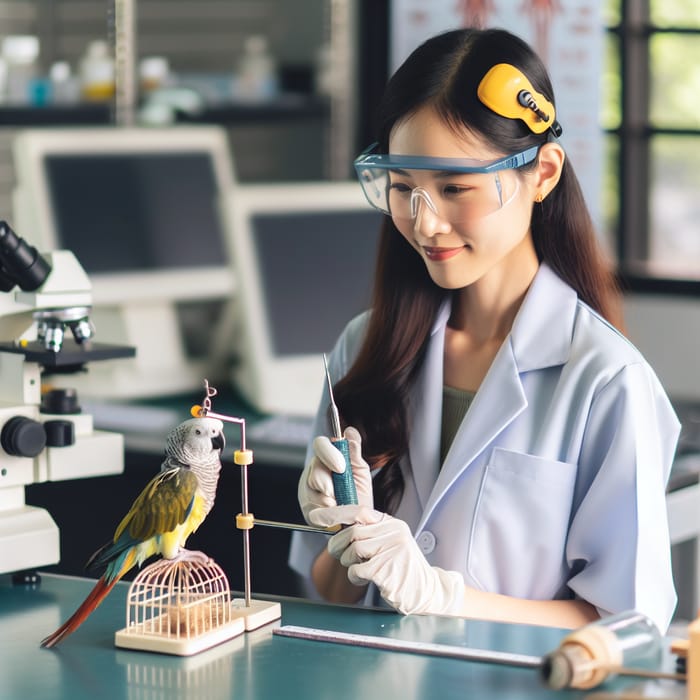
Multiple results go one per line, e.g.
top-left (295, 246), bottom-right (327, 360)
top-left (323, 353), bottom-right (358, 505)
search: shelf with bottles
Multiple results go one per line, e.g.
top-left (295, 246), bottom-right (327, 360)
top-left (0, 51), bottom-right (328, 127)
top-left (0, 92), bottom-right (328, 128)
top-left (0, 32), bottom-right (329, 128)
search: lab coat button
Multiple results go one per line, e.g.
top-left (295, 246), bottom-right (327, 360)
top-left (417, 531), bottom-right (436, 554)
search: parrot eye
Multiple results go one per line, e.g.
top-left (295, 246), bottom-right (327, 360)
top-left (195, 429), bottom-right (202, 435)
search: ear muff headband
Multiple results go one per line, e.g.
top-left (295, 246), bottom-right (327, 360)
top-left (477, 63), bottom-right (562, 137)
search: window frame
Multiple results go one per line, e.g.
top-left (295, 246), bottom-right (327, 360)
top-left (614, 1), bottom-right (700, 294)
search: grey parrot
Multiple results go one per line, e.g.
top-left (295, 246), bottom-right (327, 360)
top-left (40, 416), bottom-right (225, 648)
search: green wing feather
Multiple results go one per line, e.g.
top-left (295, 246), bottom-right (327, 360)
top-left (113, 468), bottom-right (199, 543)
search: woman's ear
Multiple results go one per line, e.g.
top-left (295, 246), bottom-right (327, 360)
top-left (533, 142), bottom-right (565, 201)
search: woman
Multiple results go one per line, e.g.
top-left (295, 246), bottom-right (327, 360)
top-left (289, 28), bottom-right (679, 632)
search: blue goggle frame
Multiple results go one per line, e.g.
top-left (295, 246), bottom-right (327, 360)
top-left (353, 143), bottom-right (540, 175)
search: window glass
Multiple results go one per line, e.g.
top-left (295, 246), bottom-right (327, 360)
top-left (649, 136), bottom-right (700, 276)
top-left (602, 32), bottom-right (621, 130)
top-left (601, 134), bottom-right (619, 256)
top-left (651, 1), bottom-right (700, 27)
top-left (602, 0), bottom-right (621, 26)
top-left (650, 34), bottom-right (700, 129)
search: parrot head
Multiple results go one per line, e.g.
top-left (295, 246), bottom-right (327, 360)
top-left (165, 417), bottom-right (226, 467)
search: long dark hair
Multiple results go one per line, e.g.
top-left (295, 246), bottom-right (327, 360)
top-left (336, 28), bottom-right (622, 514)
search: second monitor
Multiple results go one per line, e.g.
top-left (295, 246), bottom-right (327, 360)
top-left (223, 181), bottom-right (384, 417)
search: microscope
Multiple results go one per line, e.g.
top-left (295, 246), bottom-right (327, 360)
top-left (0, 221), bottom-right (135, 578)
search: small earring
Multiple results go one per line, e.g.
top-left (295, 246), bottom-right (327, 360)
top-left (534, 192), bottom-right (544, 203)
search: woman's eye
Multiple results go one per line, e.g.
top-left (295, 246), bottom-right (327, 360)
top-left (443, 184), bottom-right (474, 196)
top-left (389, 182), bottom-right (412, 194)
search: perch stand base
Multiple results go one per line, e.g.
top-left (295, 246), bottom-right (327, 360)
top-left (230, 598), bottom-right (282, 631)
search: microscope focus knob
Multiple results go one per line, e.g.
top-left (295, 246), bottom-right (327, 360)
top-left (43, 420), bottom-right (75, 448)
top-left (1, 416), bottom-right (46, 457)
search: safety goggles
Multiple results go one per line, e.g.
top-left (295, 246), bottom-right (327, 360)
top-left (353, 143), bottom-right (539, 225)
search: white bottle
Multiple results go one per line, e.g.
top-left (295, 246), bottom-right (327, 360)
top-left (80, 40), bottom-right (115, 101)
top-left (139, 56), bottom-right (170, 95)
top-left (49, 61), bottom-right (80, 103)
top-left (1, 35), bottom-right (40, 104)
top-left (234, 35), bottom-right (277, 101)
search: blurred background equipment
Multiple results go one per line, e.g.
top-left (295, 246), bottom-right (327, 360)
top-left (11, 125), bottom-right (237, 399)
top-left (221, 180), bottom-right (381, 421)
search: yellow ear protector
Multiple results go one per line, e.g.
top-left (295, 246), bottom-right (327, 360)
top-left (477, 63), bottom-right (562, 137)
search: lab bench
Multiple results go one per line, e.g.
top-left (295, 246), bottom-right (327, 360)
top-left (0, 573), bottom-right (685, 700)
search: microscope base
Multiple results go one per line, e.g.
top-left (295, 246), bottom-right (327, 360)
top-left (0, 505), bottom-right (59, 576)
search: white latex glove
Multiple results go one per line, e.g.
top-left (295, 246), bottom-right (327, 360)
top-left (298, 426), bottom-right (373, 524)
top-left (309, 505), bottom-right (465, 616)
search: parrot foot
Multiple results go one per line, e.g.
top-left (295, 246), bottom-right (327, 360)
top-left (172, 549), bottom-right (212, 565)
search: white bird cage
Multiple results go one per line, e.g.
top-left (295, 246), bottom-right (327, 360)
top-left (115, 557), bottom-right (245, 655)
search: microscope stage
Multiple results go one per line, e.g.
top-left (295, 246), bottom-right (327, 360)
top-left (0, 340), bottom-right (135, 369)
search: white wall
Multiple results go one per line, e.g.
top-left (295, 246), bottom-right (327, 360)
top-left (624, 293), bottom-right (700, 400)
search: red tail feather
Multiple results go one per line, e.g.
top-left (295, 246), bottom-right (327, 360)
top-left (40, 576), bottom-right (119, 648)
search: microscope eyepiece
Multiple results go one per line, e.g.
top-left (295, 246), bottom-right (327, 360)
top-left (0, 220), bottom-right (51, 292)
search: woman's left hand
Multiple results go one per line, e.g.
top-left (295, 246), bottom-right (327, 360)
top-left (309, 505), bottom-right (464, 615)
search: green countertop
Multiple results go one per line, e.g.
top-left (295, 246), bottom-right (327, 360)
top-left (0, 573), bottom-right (684, 700)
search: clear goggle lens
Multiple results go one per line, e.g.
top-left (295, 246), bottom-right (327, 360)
top-left (356, 167), bottom-right (521, 224)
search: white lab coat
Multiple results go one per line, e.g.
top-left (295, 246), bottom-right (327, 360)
top-left (289, 263), bottom-right (680, 632)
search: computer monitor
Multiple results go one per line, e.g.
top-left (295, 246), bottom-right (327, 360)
top-left (222, 181), bottom-right (384, 417)
top-left (11, 126), bottom-right (237, 398)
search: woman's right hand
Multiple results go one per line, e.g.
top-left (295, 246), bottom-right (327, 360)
top-left (298, 426), bottom-right (373, 524)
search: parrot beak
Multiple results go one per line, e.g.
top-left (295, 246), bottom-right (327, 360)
top-left (211, 432), bottom-right (225, 452)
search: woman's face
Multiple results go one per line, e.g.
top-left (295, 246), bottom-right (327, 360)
top-left (388, 106), bottom-right (539, 290)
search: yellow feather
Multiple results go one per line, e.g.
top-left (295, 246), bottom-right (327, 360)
top-left (112, 468), bottom-right (199, 544)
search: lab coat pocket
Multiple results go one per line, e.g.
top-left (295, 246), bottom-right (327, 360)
top-left (468, 447), bottom-right (577, 599)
